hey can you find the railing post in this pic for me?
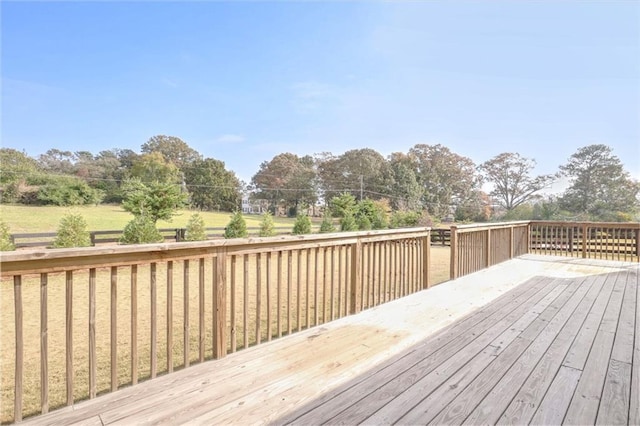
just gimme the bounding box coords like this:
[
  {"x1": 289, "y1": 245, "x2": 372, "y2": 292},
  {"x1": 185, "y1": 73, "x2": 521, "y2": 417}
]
[
  {"x1": 485, "y1": 229, "x2": 491, "y2": 268},
  {"x1": 582, "y1": 223, "x2": 588, "y2": 258},
  {"x1": 213, "y1": 249, "x2": 227, "y2": 358},
  {"x1": 350, "y1": 239, "x2": 362, "y2": 314},
  {"x1": 636, "y1": 224, "x2": 640, "y2": 261},
  {"x1": 509, "y1": 226, "x2": 514, "y2": 258},
  {"x1": 423, "y1": 232, "x2": 431, "y2": 289},
  {"x1": 450, "y1": 226, "x2": 458, "y2": 280},
  {"x1": 14, "y1": 275, "x2": 23, "y2": 423}
]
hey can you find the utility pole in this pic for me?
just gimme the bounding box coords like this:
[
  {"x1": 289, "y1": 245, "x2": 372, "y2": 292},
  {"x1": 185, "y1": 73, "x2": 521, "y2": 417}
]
[{"x1": 360, "y1": 175, "x2": 363, "y2": 201}]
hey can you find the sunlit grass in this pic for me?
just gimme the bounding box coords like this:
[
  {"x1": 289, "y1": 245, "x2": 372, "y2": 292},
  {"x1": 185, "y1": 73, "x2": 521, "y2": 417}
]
[{"x1": 0, "y1": 204, "x2": 298, "y2": 234}]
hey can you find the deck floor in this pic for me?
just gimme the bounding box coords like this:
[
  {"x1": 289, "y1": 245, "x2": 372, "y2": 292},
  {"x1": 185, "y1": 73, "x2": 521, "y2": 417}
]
[{"x1": 22, "y1": 255, "x2": 639, "y2": 425}]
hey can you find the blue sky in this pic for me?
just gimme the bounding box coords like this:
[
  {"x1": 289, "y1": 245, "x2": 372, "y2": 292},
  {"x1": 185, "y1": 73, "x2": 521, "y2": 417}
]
[{"x1": 2, "y1": 1, "x2": 639, "y2": 188}]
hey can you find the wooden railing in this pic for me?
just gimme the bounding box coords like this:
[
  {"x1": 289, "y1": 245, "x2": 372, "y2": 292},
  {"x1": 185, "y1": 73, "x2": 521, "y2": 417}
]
[
  {"x1": 450, "y1": 221, "x2": 531, "y2": 279},
  {"x1": 4, "y1": 220, "x2": 639, "y2": 423},
  {"x1": 529, "y1": 220, "x2": 640, "y2": 261},
  {"x1": 0, "y1": 228, "x2": 431, "y2": 423},
  {"x1": 450, "y1": 220, "x2": 639, "y2": 279}
]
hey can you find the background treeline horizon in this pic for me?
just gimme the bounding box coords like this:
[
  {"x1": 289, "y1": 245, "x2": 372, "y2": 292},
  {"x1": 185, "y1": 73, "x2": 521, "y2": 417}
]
[{"x1": 1, "y1": 135, "x2": 638, "y2": 223}]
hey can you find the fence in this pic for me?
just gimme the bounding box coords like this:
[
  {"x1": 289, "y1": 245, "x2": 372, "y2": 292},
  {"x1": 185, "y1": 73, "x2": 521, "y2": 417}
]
[
  {"x1": 0, "y1": 228, "x2": 431, "y2": 423},
  {"x1": 449, "y1": 220, "x2": 639, "y2": 279},
  {"x1": 529, "y1": 221, "x2": 640, "y2": 261},
  {"x1": 3, "y1": 220, "x2": 639, "y2": 423},
  {"x1": 9, "y1": 227, "x2": 301, "y2": 249},
  {"x1": 449, "y1": 221, "x2": 530, "y2": 279}
]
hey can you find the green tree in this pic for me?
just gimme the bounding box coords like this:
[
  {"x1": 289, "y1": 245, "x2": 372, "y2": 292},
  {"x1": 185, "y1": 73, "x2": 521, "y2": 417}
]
[
  {"x1": 121, "y1": 178, "x2": 188, "y2": 223},
  {"x1": 317, "y1": 148, "x2": 393, "y2": 201},
  {"x1": 406, "y1": 144, "x2": 480, "y2": 218},
  {"x1": 37, "y1": 149, "x2": 76, "y2": 175},
  {"x1": 480, "y1": 153, "x2": 554, "y2": 211},
  {"x1": 454, "y1": 190, "x2": 492, "y2": 222},
  {"x1": 224, "y1": 212, "x2": 248, "y2": 238},
  {"x1": 330, "y1": 192, "x2": 357, "y2": 218},
  {"x1": 258, "y1": 211, "x2": 276, "y2": 237},
  {"x1": 292, "y1": 214, "x2": 312, "y2": 235},
  {"x1": 0, "y1": 148, "x2": 41, "y2": 203},
  {"x1": 130, "y1": 152, "x2": 181, "y2": 184},
  {"x1": 251, "y1": 153, "x2": 317, "y2": 216},
  {"x1": 354, "y1": 199, "x2": 388, "y2": 230},
  {"x1": 52, "y1": 213, "x2": 92, "y2": 248},
  {"x1": 120, "y1": 215, "x2": 164, "y2": 244},
  {"x1": 340, "y1": 212, "x2": 358, "y2": 232},
  {"x1": 141, "y1": 135, "x2": 201, "y2": 170},
  {"x1": 0, "y1": 222, "x2": 15, "y2": 251},
  {"x1": 559, "y1": 144, "x2": 639, "y2": 219},
  {"x1": 319, "y1": 211, "x2": 336, "y2": 233},
  {"x1": 388, "y1": 153, "x2": 424, "y2": 211},
  {"x1": 184, "y1": 158, "x2": 241, "y2": 211},
  {"x1": 184, "y1": 213, "x2": 207, "y2": 241}
]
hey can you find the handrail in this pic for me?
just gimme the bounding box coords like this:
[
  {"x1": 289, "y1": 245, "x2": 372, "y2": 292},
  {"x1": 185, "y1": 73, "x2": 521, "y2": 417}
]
[
  {"x1": 450, "y1": 220, "x2": 639, "y2": 280},
  {"x1": 0, "y1": 227, "x2": 431, "y2": 423}
]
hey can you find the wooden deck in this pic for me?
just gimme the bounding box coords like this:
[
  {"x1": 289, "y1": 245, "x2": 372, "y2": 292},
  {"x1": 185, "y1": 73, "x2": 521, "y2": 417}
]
[{"x1": 20, "y1": 254, "x2": 639, "y2": 425}]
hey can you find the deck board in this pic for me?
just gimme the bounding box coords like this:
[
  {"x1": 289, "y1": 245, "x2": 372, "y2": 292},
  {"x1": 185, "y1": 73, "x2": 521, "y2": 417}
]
[{"x1": 20, "y1": 255, "x2": 638, "y2": 425}]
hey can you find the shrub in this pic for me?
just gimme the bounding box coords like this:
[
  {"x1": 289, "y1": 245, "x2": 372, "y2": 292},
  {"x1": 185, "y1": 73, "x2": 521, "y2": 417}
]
[
  {"x1": 37, "y1": 178, "x2": 104, "y2": 206},
  {"x1": 120, "y1": 215, "x2": 164, "y2": 245},
  {"x1": 292, "y1": 214, "x2": 312, "y2": 235},
  {"x1": 340, "y1": 212, "x2": 358, "y2": 232},
  {"x1": 354, "y1": 199, "x2": 388, "y2": 230},
  {"x1": 224, "y1": 211, "x2": 248, "y2": 238},
  {"x1": 0, "y1": 221, "x2": 15, "y2": 251},
  {"x1": 389, "y1": 210, "x2": 421, "y2": 229},
  {"x1": 371, "y1": 209, "x2": 388, "y2": 230},
  {"x1": 319, "y1": 212, "x2": 336, "y2": 233},
  {"x1": 330, "y1": 193, "x2": 357, "y2": 218},
  {"x1": 259, "y1": 211, "x2": 276, "y2": 237},
  {"x1": 122, "y1": 178, "x2": 188, "y2": 224},
  {"x1": 184, "y1": 213, "x2": 207, "y2": 241},
  {"x1": 357, "y1": 215, "x2": 372, "y2": 231},
  {"x1": 52, "y1": 213, "x2": 92, "y2": 248}
]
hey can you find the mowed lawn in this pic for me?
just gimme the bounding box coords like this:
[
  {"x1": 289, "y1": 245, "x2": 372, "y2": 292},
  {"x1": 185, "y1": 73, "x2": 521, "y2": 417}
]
[{"x1": 0, "y1": 204, "x2": 298, "y2": 234}]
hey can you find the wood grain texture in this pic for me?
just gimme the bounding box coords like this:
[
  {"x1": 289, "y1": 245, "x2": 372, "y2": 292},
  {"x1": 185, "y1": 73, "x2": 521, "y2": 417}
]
[
  {"x1": 40, "y1": 273, "x2": 48, "y2": 414},
  {"x1": 17, "y1": 256, "x2": 637, "y2": 426}
]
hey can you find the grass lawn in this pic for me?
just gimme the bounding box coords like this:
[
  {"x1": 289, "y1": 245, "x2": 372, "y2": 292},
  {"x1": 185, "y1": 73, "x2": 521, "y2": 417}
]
[{"x1": 0, "y1": 204, "x2": 299, "y2": 234}]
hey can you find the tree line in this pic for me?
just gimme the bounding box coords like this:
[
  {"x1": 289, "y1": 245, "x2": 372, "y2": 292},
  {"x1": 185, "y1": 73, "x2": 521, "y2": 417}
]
[{"x1": 1, "y1": 135, "x2": 638, "y2": 222}]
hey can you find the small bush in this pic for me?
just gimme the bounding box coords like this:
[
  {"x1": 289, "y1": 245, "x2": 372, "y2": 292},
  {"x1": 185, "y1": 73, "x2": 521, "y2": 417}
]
[
  {"x1": 259, "y1": 211, "x2": 276, "y2": 237},
  {"x1": 292, "y1": 214, "x2": 312, "y2": 235},
  {"x1": 120, "y1": 215, "x2": 163, "y2": 245},
  {"x1": 371, "y1": 209, "x2": 388, "y2": 230},
  {"x1": 52, "y1": 213, "x2": 91, "y2": 248},
  {"x1": 224, "y1": 211, "x2": 248, "y2": 239},
  {"x1": 357, "y1": 215, "x2": 372, "y2": 231},
  {"x1": 340, "y1": 212, "x2": 358, "y2": 232},
  {"x1": 319, "y1": 212, "x2": 336, "y2": 233},
  {"x1": 185, "y1": 213, "x2": 207, "y2": 241},
  {"x1": 0, "y1": 222, "x2": 15, "y2": 251},
  {"x1": 389, "y1": 210, "x2": 421, "y2": 229}
]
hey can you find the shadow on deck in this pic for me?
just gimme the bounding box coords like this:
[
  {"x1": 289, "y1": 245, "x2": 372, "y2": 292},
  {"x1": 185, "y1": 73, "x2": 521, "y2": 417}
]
[{"x1": 22, "y1": 255, "x2": 639, "y2": 425}]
